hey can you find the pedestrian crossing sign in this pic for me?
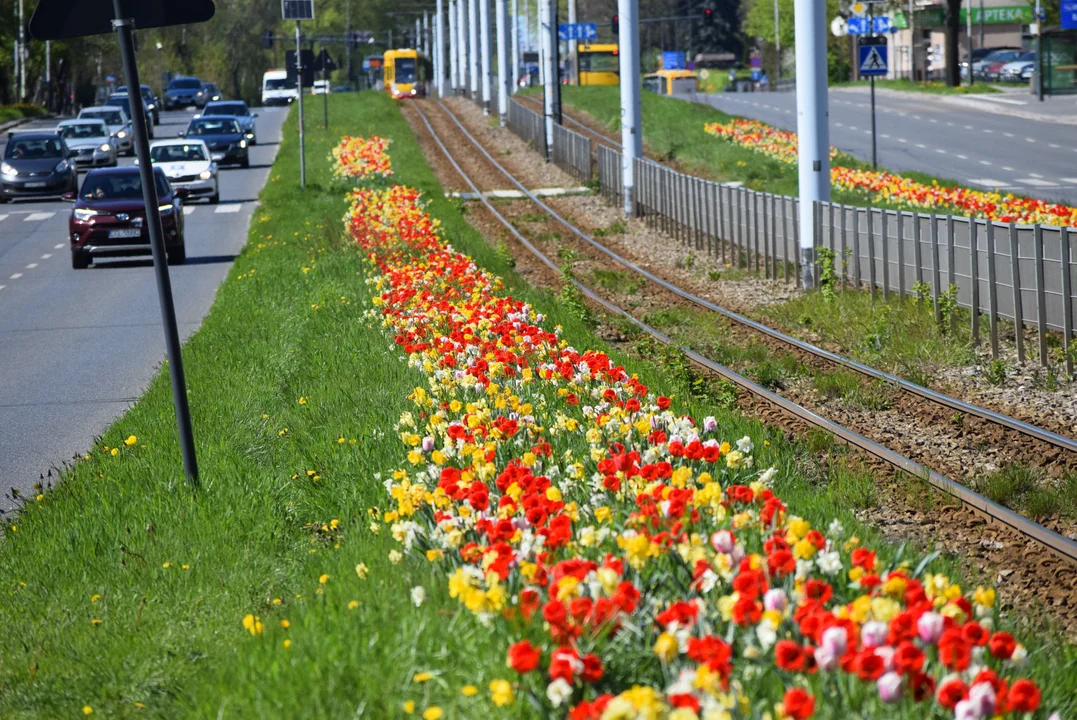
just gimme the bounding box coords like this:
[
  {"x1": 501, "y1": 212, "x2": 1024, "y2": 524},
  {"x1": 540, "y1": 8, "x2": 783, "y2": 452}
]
[{"x1": 858, "y1": 37, "x2": 888, "y2": 77}]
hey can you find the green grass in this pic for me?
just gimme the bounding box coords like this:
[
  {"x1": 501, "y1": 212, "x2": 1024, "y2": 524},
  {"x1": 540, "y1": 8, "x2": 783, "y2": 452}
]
[
  {"x1": 3, "y1": 91, "x2": 1077, "y2": 718},
  {"x1": 0, "y1": 103, "x2": 47, "y2": 125},
  {"x1": 833, "y1": 78, "x2": 1002, "y2": 95},
  {"x1": 976, "y1": 465, "x2": 1077, "y2": 520}
]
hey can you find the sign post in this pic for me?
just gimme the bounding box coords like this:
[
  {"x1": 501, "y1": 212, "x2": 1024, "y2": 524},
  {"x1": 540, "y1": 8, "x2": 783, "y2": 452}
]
[
  {"x1": 858, "y1": 33, "x2": 888, "y2": 169},
  {"x1": 794, "y1": 0, "x2": 830, "y2": 290},
  {"x1": 283, "y1": 0, "x2": 314, "y2": 187}
]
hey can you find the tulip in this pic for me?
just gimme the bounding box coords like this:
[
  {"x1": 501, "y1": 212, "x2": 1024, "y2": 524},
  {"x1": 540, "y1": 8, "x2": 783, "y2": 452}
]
[
  {"x1": 861, "y1": 621, "x2": 887, "y2": 649},
  {"x1": 763, "y1": 588, "x2": 787, "y2": 613},
  {"x1": 710, "y1": 530, "x2": 735, "y2": 554},
  {"x1": 703, "y1": 415, "x2": 717, "y2": 433},
  {"x1": 877, "y1": 672, "x2": 902, "y2": 703},
  {"x1": 821, "y1": 625, "x2": 847, "y2": 656},
  {"x1": 917, "y1": 611, "x2": 945, "y2": 644}
]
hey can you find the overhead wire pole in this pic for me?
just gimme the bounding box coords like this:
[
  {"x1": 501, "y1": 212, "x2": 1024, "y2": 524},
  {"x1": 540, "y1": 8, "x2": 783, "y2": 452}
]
[
  {"x1": 540, "y1": 0, "x2": 554, "y2": 160},
  {"x1": 469, "y1": 0, "x2": 479, "y2": 100},
  {"x1": 480, "y1": 0, "x2": 492, "y2": 113},
  {"x1": 511, "y1": 0, "x2": 520, "y2": 92},
  {"x1": 966, "y1": 0, "x2": 974, "y2": 87},
  {"x1": 449, "y1": 0, "x2": 458, "y2": 92},
  {"x1": 424, "y1": 11, "x2": 430, "y2": 55},
  {"x1": 617, "y1": 0, "x2": 641, "y2": 218},
  {"x1": 496, "y1": 0, "x2": 509, "y2": 124},
  {"x1": 19, "y1": 0, "x2": 27, "y2": 100},
  {"x1": 773, "y1": 0, "x2": 780, "y2": 82},
  {"x1": 568, "y1": 0, "x2": 577, "y2": 84},
  {"x1": 793, "y1": 0, "x2": 829, "y2": 290},
  {"x1": 437, "y1": 0, "x2": 447, "y2": 96},
  {"x1": 457, "y1": 0, "x2": 467, "y2": 95}
]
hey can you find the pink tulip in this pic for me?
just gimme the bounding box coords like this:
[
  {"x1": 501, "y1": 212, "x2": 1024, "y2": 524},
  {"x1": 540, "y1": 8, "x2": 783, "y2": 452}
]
[{"x1": 877, "y1": 672, "x2": 902, "y2": 703}]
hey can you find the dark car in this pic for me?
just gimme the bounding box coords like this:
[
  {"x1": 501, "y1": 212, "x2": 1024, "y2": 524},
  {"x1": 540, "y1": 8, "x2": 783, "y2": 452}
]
[
  {"x1": 67, "y1": 166, "x2": 185, "y2": 268},
  {"x1": 163, "y1": 77, "x2": 203, "y2": 110},
  {"x1": 105, "y1": 93, "x2": 155, "y2": 139},
  {"x1": 201, "y1": 100, "x2": 258, "y2": 144},
  {"x1": 194, "y1": 82, "x2": 222, "y2": 108},
  {"x1": 0, "y1": 131, "x2": 78, "y2": 203},
  {"x1": 180, "y1": 116, "x2": 249, "y2": 167},
  {"x1": 118, "y1": 84, "x2": 161, "y2": 125}
]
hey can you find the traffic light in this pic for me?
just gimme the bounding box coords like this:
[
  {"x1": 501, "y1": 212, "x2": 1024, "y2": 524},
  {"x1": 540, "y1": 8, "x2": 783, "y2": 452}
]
[
  {"x1": 261, "y1": 30, "x2": 273, "y2": 49},
  {"x1": 611, "y1": 14, "x2": 619, "y2": 34},
  {"x1": 702, "y1": 7, "x2": 714, "y2": 25}
]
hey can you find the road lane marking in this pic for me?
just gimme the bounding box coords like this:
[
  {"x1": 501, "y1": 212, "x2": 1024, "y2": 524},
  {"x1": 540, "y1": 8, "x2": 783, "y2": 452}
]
[
  {"x1": 183, "y1": 206, "x2": 197, "y2": 216},
  {"x1": 54, "y1": 243, "x2": 64, "y2": 249},
  {"x1": 980, "y1": 160, "x2": 992, "y2": 165},
  {"x1": 1002, "y1": 166, "x2": 1014, "y2": 171},
  {"x1": 0, "y1": 214, "x2": 8, "y2": 223},
  {"x1": 41, "y1": 253, "x2": 52, "y2": 259},
  {"x1": 25, "y1": 263, "x2": 37, "y2": 269},
  {"x1": 881, "y1": 133, "x2": 891, "y2": 139},
  {"x1": 1026, "y1": 137, "x2": 1036, "y2": 143},
  {"x1": 1050, "y1": 143, "x2": 1061, "y2": 149},
  {"x1": 957, "y1": 154, "x2": 969, "y2": 160},
  {"x1": 0, "y1": 285, "x2": 5, "y2": 291},
  {"x1": 1003, "y1": 132, "x2": 1015, "y2": 137},
  {"x1": 964, "y1": 125, "x2": 974, "y2": 130},
  {"x1": 1017, "y1": 178, "x2": 1060, "y2": 187},
  {"x1": 10, "y1": 273, "x2": 22, "y2": 279},
  {"x1": 215, "y1": 204, "x2": 242, "y2": 214},
  {"x1": 935, "y1": 149, "x2": 947, "y2": 154},
  {"x1": 983, "y1": 129, "x2": 993, "y2": 133},
  {"x1": 968, "y1": 178, "x2": 1009, "y2": 187},
  {"x1": 915, "y1": 143, "x2": 926, "y2": 148},
  {"x1": 23, "y1": 212, "x2": 55, "y2": 222},
  {"x1": 1061, "y1": 178, "x2": 1077, "y2": 184},
  {"x1": 1030, "y1": 173, "x2": 1044, "y2": 178}
]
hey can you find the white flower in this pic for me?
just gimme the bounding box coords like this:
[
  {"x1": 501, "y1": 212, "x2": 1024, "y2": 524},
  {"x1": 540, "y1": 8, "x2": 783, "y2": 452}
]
[
  {"x1": 736, "y1": 435, "x2": 753, "y2": 454},
  {"x1": 411, "y1": 586, "x2": 426, "y2": 607},
  {"x1": 703, "y1": 416, "x2": 717, "y2": 433},
  {"x1": 545, "y1": 678, "x2": 574, "y2": 707},
  {"x1": 758, "y1": 467, "x2": 777, "y2": 485},
  {"x1": 816, "y1": 549, "x2": 843, "y2": 577},
  {"x1": 828, "y1": 519, "x2": 845, "y2": 537}
]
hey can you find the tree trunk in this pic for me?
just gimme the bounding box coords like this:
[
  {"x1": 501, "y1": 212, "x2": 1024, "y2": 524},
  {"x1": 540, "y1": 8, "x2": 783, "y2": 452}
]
[{"x1": 944, "y1": 0, "x2": 961, "y2": 86}]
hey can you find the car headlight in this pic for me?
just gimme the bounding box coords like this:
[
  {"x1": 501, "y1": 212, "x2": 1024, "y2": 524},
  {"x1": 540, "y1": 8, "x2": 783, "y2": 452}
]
[
  {"x1": 199, "y1": 170, "x2": 213, "y2": 180},
  {"x1": 55, "y1": 160, "x2": 70, "y2": 173},
  {"x1": 117, "y1": 130, "x2": 127, "y2": 139},
  {"x1": 245, "y1": 131, "x2": 254, "y2": 137},
  {"x1": 98, "y1": 143, "x2": 112, "y2": 152},
  {"x1": 239, "y1": 139, "x2": 247, "y2": 149},
  {"x1": 158, "y1": 203, "x2": 174, "y2": 216},
  {"x1": 0, "y1": 162, "x2": 16, "y2": 176},
  {"x1": 147, "y1": 103, "x2": 155, "y2": 110},
  {"x1": 74, "y1": 208, "x2": 101, "y2": 221}
]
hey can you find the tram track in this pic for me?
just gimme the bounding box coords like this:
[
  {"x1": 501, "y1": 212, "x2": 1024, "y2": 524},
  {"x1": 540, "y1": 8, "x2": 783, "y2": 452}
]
[{"x1": 405, "y1": 96, "x2": 1077, "y2": 611}]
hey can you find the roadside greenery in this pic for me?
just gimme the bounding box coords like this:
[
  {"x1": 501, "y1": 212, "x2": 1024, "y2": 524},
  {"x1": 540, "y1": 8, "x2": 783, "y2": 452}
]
[
  {"x1": 0, "y1": 103, "x2": 47, "y2": 125},
  {"x1": 833, "y1": 78, "x2": 1002, "y2": 95}
]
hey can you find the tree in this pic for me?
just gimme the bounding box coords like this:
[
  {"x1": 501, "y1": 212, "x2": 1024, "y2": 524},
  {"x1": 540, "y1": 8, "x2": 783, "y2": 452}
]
[{"x1": 944, "y1": 0, "x2": 960, "y2": 86}]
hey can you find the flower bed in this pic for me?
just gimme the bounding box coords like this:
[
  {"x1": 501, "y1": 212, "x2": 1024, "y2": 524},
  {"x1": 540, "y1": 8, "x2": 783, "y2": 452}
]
[
  {"x1": 329, "y1": 135, "x2": 393, "y2": 180},
  {"x1": 704, "y1": 119, "x2": 1077, "y2": 227},
  {"x1": 330, "y1": 141, "x2": 1053, "y2": 718}
]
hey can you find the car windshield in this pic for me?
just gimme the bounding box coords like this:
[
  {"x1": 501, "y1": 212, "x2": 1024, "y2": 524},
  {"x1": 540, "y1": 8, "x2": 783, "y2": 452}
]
[
  {"x1": 579, "y1": 52, "x2": 620, "y2": 73},
  {"x1": 1018, "y1": 51, "x2": 1035, "y2": 61},
  {"x1": 394, "y1": 58, "x2": 417, "y2": 83},
  {"x1": 989, "y1": 51, "x2": 1020, "y2": 63},
  {"x1": 151, "y1": 144, "x2": 208, "y2": 162},
  {"x1": 169, "y1": 79, "x2": 202, "y2": 90},
  {"x1": 208, "y1": 103, "x2": 248, "y2": 116},
  {"x1": 202, "y1": 84, "x2": 218, "y2": 93},
  {"x1": 265, "y1": 77, "x2": 295, "y2": 90},
  {"x1": 83, "y1": 109, "x2": 124, "y2": 126},
  {"x1": 79, "y1": 171, "x2": 169, "y2": 201},
  {"x1": 61, "y1": 124, "x2": 107, "y2": 139},
  {"x1": 106, "y1": 97, "x2": 133, "y2": 116},
  {"x1": 4, "y1": 137, "x2": 65, "y2": 160},
  {"x1": 188, "y1": 119, "x2": 240, "y2": 135}
]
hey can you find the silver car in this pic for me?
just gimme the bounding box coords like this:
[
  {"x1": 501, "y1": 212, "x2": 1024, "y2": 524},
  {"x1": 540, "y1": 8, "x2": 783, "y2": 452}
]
[
  {"x1": 77, "y1": 106, "x2": 133, "y2": 156},
  {"x1": 56, "y1": 119, "x2": 118, "y2": 167}
]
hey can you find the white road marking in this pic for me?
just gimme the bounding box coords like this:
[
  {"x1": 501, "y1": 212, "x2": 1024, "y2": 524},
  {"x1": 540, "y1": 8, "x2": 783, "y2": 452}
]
[
  {"x1": 983, "y1": 129, "x2": 993, "y2": 133},
  {"x1": 25, "y1": 263, "x2": 37, "y2": 269},
  {"x1": 10, "y1": 273, "x2": 22, "y2": 280},
  {"x1": 54, "y1": 243, "x2": 64, "y2": 249},
  {"x1": 0, "y1": 285, "x2": 5, "y2": 291},
  {"x1": 1061, "y1": 178, "x2": 1077, "y2": 184},
  {"x1": 1017, "y1": 178, "x2": 1060, "y2": 187},
  {"x1": 968, "y1": 178, "x2": 1009, "y2": 187},
  {"x1": 1030, "y1": 172, "x2": 1044, "y2": 178},
  {"x1": 848, "y1": 125, "x2": 858, "y2": 130},
  {"x1": 912, "y1": 115, "x2": 921, "y2": 120},
  {"x1": 1003, "y1": 132, "x2": 1015, "y2": 137},
  {"x1": 946, "y1": 122, "x2": 955, "y2": 126},
  {"x1": 1050, "y1": 143, "x2": 1061, "y2": 149},
  {"x1": 214, "y1": 204, "x2": 242, "y2": 214},
  {"x1": 964, "y1": 125, "x2": 974, "y2": 130},
  {"x1": 183, "y1": 206, "x2": 197, "y2": 216},
  {"x1": 935, "y1": 149, "x2": 947, "y2": 154},
  {"x1": 980, "y1": 160, "x2": 992, "y2": 166},
  {"x1": 915, "y1": 143, "x2": 926, "y2": 148},
  {"x1": 0, "y1": 214, "x2": 8, "y2": 223},
  {"x1": 40, "y1": 253, "x2": 52, "y2": 259},
  {"x1": 23, "y1": 212, "x2": 55, "y2": 222},
  {"x1": 835, "y1": 122, "x2": 844, "y2": 127},
  {"x1": 929, "y1": 119, "x2": 938, "y2": 123},
  {"x1": 881, "y1": 133, "x2": 891, "y2": 139},
  {"x1": 957, "y1": 154, "x2": 969, "y2": 160},
  {"x1": 1025, "y1": 137, "x2": 1036, "y2": 143},
  {"x1": 1002, "y1": 166, "x2": 1015, "y2": 171}
]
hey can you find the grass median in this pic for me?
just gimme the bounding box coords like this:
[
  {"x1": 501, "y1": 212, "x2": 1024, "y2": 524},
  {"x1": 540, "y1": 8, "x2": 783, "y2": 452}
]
[{"x1": 1, "y1": 90, "x2": 1075, "y2": 718}]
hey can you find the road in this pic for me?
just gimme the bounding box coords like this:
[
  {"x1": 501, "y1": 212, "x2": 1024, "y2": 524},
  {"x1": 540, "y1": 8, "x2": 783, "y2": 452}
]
[
  {"x1": 693, "y1": 87, "x2": 1077, "y2": 206},
  {"x1": 0, "y1": 105, "x2": 288, "y2": 510}
]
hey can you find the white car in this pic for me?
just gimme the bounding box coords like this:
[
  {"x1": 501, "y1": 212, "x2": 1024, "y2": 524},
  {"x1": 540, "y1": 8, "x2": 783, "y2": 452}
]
[
  {"x1": 311, "y1": 80, "x2": 330, "y2": 95},
  {"x1": 146, "y1": 139, "x2": 219, "y2": 204},
  {"x1": 56, "y1": 119, "x2": 117, "y2": 167},
  {"x1": 78, "y1": 106, "x2": 133, "y2": 156},
  {"x1": 262, "y1": 69, "x2": 297, "y2": 106}
]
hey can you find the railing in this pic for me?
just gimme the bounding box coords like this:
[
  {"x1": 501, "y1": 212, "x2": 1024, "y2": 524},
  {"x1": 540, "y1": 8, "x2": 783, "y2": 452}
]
[
  {"x1": 507, "y1": 98, "x2": 545, "y2": 155},
  {"x1": 594, "y1": 144, "x2": 1076, "y2": 369},
  {"x1": 506, "y1": 99, "x2": 593, "y2": 182}
]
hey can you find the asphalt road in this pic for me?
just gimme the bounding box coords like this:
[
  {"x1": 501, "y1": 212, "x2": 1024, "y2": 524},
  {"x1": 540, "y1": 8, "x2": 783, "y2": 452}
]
[
  {"x1": 694, "y1": 87, "x2": 1077, "y2": 206},
  {"x1": 0, "y1": 105, "x2": 288, "y2": 510}
]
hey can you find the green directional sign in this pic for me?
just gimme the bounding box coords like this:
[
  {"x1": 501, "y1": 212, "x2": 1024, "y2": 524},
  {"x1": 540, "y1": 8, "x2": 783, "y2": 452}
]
[{"x1": 894, "y1": 5, "x2": 1032, "y2": 29}]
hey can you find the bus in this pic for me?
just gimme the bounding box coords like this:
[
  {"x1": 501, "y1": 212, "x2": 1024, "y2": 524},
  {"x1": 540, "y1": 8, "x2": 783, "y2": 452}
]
[
  {"x1": 384, "y1": 49, "x2": 431, "y2": 99},
  {"x1": 643, "y1": 69, "x2": 699, "y2": 96},
  {"x1": 577, "y1": 44, "x2": 620, "y2": 86}
]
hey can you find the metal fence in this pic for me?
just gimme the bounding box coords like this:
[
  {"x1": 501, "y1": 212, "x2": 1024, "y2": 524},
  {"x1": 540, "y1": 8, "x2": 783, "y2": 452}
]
[
  {"x1": 507, "y1": 98, "x2": 545, "y2": 154},
  {"x1": 506, "y1": 99, "x2": 593, "y2": 183},
  {"x1": 595, "y1": 145, "x2": 1076, "y2": 370}
]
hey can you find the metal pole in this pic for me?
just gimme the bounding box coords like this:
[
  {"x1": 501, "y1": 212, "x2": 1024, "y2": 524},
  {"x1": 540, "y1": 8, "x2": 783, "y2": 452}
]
[
  {"x1": 794, "y1": 0, "x2": 829, "y2": 289},
  {"x1": 568, "y1": 0, "x2": 578, "y2": 85},
  {"x1": 870, "y1": 3, "x2": 878, "y2": 166},
  {"x1": 966, "y1": 0, "x2": 974, "y2": 87},
  {"x1": 773, "y1": 0, "x2": 780, "y2": 82},
  {"x1": 458, "y1": 0, "x2": 468, "y2": 96},
  {"x1": 618, "y1": 0, "x2": 641, "y2": 217},
  {"x1": 18, "y1": 0, "x2": 26, "y2": 101},
  {"x1": 469, "y1": 0, "x2": 480, "y2": 100},
  {"x1": 45, "y1": 40, "x2": 51, "y2": 112},
  {"x1": 497, "y1": 0, "x2": 509, "y2": 124},
  {"x1": 425, "y1": 11, "x2": 431, "y2": 56},
  {"x1": 1036, "y1": 0, "x2": 1044, "y2": 101},
  {"x1": 511, "y1": 0, "x2": 520, "y2": 92},
  {"x1": 979, "y1": 0, "x2": 984, "y2": 47},
  {"x1": 541, "y1": 0, "x2": 555, "y2": 159},
  {"x1": 345, "y1": 0, "x2": 351, "y2": 81},
  {"x1": 439, "y1": 0, "x2": 448, "y2": 97},
  {"x1": 110, "y1": 0, "x2": 198, "y2": 487},
  {"x1": 323, "y1": 53, "x2": 329, "y2": 130},
  {"x1": 449, "y1": 0, "x2": 458, "y2": 91},
  {"x1": 296, "y1": 22, "x2": 305, "y2": 189},
  {"x1": 481, "y1": 0, "x2": 492, "y2": 113}
]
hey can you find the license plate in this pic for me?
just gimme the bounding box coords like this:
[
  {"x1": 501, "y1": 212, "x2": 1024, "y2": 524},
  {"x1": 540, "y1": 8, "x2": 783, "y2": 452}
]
[
  {"x1": 211, "y1": 153, "x2": 225, "y2": 160},
  {"x1": 25, "y1": 181, "x2": 47, "y2": 188},
  {"x1": 108, "y1": 228, "x2": 142, "y2": 239}
]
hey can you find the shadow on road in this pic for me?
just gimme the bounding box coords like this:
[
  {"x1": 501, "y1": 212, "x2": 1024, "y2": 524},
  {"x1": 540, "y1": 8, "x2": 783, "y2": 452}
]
[{"x1": 184, "y1": 254, "x2": 238, "y2": 265}]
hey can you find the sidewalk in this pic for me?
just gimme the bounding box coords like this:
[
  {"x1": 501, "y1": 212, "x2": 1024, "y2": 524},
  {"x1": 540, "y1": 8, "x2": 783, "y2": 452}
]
[{"x1": 835, "y1": 84, "x2": 1077, "y2": 126}]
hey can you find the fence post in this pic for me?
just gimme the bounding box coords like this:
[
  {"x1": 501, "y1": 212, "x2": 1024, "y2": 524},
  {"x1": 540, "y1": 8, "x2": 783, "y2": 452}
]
[
  {"x1": 783, "y1": 197, "x2": 791, "y2": 283},
  {"x1": 812, "y1": 201, "x2": 821, "y2": 287},
  {"x1": 987, "y1": 221, "x2": 1000, "y2": 360},
  {"x1": 709, "y1": 182, "x2": 717, "y2": 258},
  {"x1": 947, "y1": 214, "x2": 956, "y2": 335},
  {"x1": 694, "y1": 177, "x2": 703, "y2": 251},
  {"x1": 930, "y1": 214, "x2": 941, "y2": 324},
  {"x1": 1061, "y1": 226, "x2": 1074, "y2": 377},
  {"x1": 970, "y1": 219, "x2": 980, "y2": 345},
  {"x1": 737, "y1": 188, "x2": 745, "y2": 269},
  {"x1": 828, "y1": 202, "x2": 835, "y2": 287},
  {"x1": 840, "y1": 205, "x2": 847, "y2": 289},
  {"x1": 763, "y1": 194, "x2": 771, "y2": 279},
  {"x1": 754, "y1": 192, "x2": 762, "y2": 274},
  {"x1": 896, "y1": 211, "x2": 905, "y2": 298},
  {"x1": 771, "y1": 194, "x2": 779, "y2": 279},
  {"x1": 793, "y1": 199, "x2": 800, "y2": 286},
  {"x1": 1034, "y1": 224, "x2": 1048, "y2": 366},
  {"x1": 1009, "y1": 222, "x2": 1025, "y2": 363},
  {"x1": 853, "y1": 209, "x2": 862, "y2": 288},
  {"x1": 881, "y1": 210, "x2": 890, "y2": 300},
  {"x1": 913, "y1": 212, "x2": 923, "y2": 292},
  {"x1": 867, "y1": 208, "x2": 876, "y2": 298}
]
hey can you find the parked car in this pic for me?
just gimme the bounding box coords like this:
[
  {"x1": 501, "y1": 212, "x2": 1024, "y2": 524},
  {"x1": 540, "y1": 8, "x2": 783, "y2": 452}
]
[
  {"x1": 78, "y1": 106, "x2": 133, "y2": 155},
  {"x1": 146, "y1": 138, "x2": 219, "y2": 203},
  {"x1": 961, "y1": 47, "x2": 1002, "y2": 78},
  {"x1": 67, "y1": 166, "x2": 185, "y2": 268},
  {"x1": 974, "y1": 49, "x2": 1024, "y2": 79},
  {"x1": 200, "y1": 100, "x2": 258, "y2": 144},
  {"x1": 999, "y1": 52, "x2": 1036, "y2": 82},
  {"x1": 0, "y1": 131, "x2": 79, "y2": 203},
  {"x1": 1019, "y1": 62, "x2": 1035, "y2": 81},
  {"x1": 163, "y1": 76, "x2": 203, "y2": 110},
  {"x1": 194, "y1": 82, "x2": 222, "y2": 108},
  {"x1": 118, "y1": 84, "x2": 161, "y2": 125},
  {"x1": 179, "y1": 116, "x2": 249, "y2": 167},
  {"x1": 56, "y1": 119, "x2": 118, "y2": 167},
  {"x1": 105, "y1": 93, "x2": 154, "y2": 139}
]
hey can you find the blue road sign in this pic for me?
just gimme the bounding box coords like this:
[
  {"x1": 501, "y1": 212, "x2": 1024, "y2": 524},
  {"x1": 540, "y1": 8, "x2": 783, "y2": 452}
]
[
  {"x1": 557, "y1": 23, "x2": 597, "y2": 41},
  {"x1": 1063, "y1": 1, "x2": 1077, "y2": 29},
  {"x1": 662, "y1": 51, "x2": 685, "y2": 70},
  {"x1": 847, "y1": 16, "x2": 868, "y2": 34},
  {"x1": 750, "y1": 69, "x2": 762, "y2": 82},
  {"x1": 873, "y1": 16, "x2": 889, "y2": 33},
  {"x1": 858, "y1": 37, "x2": 888, "y2": 76},
  {"x1": 848, "y1": 16, "x2": 889, "y2": 34}
]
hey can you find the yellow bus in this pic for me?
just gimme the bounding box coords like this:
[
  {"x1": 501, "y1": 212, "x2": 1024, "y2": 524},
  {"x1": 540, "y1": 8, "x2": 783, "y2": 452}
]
[
  {"x1": 577, "y1": 44, "x2": 620, "y2": 86},
  {"x1": 643, "y1": 69, "x2": 699, "y2": 96},
  {"x1": 384, "y1": 49, "x2": 431, "y2": 99}
]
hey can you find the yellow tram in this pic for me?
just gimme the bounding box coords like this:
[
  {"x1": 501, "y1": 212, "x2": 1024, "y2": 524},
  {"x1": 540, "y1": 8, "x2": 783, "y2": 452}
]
[
  {"x1": 643, "y1": 69, "x2": 699, "y2": 96},
  {"x1": 577, "y1": 44, "x2": 620, "y2": 86},
  {"x1": 384, "y1": 49, "x2": 432, "y2": 99}
]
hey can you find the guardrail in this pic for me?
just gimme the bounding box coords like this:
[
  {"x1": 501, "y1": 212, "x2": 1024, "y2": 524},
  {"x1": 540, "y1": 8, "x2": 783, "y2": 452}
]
[
  {"x1": 595, "y1": 144, "x2": 1076, "y2": 371},
  {"x1": 506, "y1": 99, "x2": 593, "y2": 182}
]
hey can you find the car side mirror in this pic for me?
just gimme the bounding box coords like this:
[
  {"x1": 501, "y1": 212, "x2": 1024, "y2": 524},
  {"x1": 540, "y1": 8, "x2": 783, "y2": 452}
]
[
  {"x1": 62, "y1": 192, "x2": 75, "y2": 202},
  {"x1": 252, "y1": 112, "x2": 259, "y2": 117},
  {"x1": 176, "y1": 131, "x2": 185, "y2": 137},
  {"x1": 67, "y1": 149, "x2": 79, "y2": 158}
]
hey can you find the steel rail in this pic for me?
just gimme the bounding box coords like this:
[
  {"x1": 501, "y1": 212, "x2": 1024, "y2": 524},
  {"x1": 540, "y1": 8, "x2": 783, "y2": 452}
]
[
  {"x1": 411, "y1": 99, "x2": 1077, "y2": 564},
  {"x1": 462, "y1": 100, "x2": 1077, "y2": 456}
]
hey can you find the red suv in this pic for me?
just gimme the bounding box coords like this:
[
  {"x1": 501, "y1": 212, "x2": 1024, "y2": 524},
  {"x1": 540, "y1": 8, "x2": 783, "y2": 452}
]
[{"x1": 67, "y1": 166, "x2": 185, "y2": 269}]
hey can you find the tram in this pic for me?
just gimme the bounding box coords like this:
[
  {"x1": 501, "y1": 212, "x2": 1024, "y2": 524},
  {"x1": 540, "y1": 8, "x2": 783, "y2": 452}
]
[
  {"x1": 384, "y1": 49, "x2": 431, "y2": 99},
  {"x1": 577, "y1": 44, "x2": 620, "y2": 86}
]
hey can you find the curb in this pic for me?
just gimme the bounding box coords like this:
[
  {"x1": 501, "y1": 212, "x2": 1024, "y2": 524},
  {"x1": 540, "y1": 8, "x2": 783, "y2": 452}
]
[
  {"x1": 0, "y1": 114, "x2": 52, "y2": 135},
  {"x1": 833, "y1": 85, "x2": 1077, "y2": 127}
]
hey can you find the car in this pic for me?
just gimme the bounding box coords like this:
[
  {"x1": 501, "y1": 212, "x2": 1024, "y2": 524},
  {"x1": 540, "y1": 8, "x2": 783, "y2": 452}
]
[
  {"x1": 974, "y1": 49, "x2": 1023, "y2": 79},
  {"x1": 331, "y1": 84, "x2": 354, "y2": 93},
  {"x1": 145, "y1": 138, "x2": 219, "y2": 203},
  {"x1": 961, "y1": 47, "x2": 1003, "y2": 78},
  {"x1": 194, "y1": 82, "x2": 222, "y2": 108},
  {"x1": 67, "y1": 166, "x2": 185, "y2": 268},
  {"x1": 999, "y1": 52, "x2": 1035, "y2": 82},
  {"x1": 179, "y1": 115, "x2": 249, "y2": 167},
  {"x1": 200, "y1": 100, "x2": 258, "y2": 144},
  {"x1": 262, "y1": 69, "x2": 297, "y2": 106},
  {"x1": 1019, "y1": 62, "x2": 1035, "y2": 81},
  {"x1": 118, "y1": 84, "x2": 161, "y2": 125},
  {"x1": 105, "y1": 93, "x2": 155, "y2": 139},
  {"x1": 0, "y1": 131, "x2": 79, "y2": 203},
  {"x1": 79, "y1": 106, "x2": 134, "y2": 155},
  {"x1": 56, "y1": 119, "x2": 118, "y2": 167},
  {"x1": 311, "y1": 80, "x2": 330, "y2": 95},
  {"x1": 163, "y1": 76, "x2": 203, "y2": 110}
]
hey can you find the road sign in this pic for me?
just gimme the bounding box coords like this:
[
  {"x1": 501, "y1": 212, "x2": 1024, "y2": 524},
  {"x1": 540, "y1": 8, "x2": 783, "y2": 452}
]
[
  {"x1": 751, "y1": 68, "x2": 762, "y2": 82},
  {"x1": 662, "y1": 51, "x2": 685, "y2": 70},
  {"x1": 557, "y1": 22, "x2": 596, "y2": 41},
  {"x1": 1064, "y1": 1, "x2": 1077, "y2": 30},
  {"x1": 831, "y1": 16, "x2": 847, "y2": 36},
  {"x1": 750, "y1": 55, "x2": 761, "y2": 68},
  {"x1": 282, "y1": 0, "x2": 313, "y2": 21},
  {"x1": 873, "y1": 16, "x2": 889, "y2": 33},
  {"x1": 847, "y1": 16, "x2": 889, "y2": 34},
  {"x1": 858, "y1": 36, "x2": 888, "y2": 77}
]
